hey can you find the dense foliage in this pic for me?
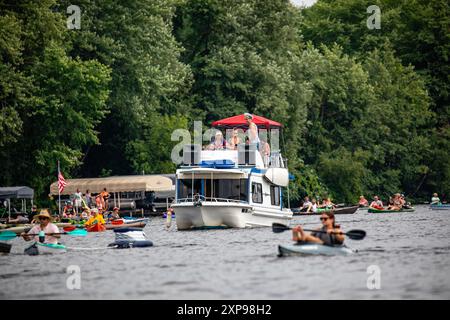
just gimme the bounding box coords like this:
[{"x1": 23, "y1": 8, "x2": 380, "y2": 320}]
[{"x1": 0, "y1": 0, "x2": 448, "y2": 204}]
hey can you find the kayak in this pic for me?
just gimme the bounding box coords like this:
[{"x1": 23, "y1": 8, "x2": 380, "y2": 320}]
[
  {"x1": 368, "y1": 207, "x2": 415, "y2": 213},
  {"x1": 1, "y1": 223, "x2": 72, "y2": 235},
  {"x1": 278, "y1": 243, "x2": 356, "y2": 257},
  {"x1": 86, "y1": 223, "x2": 106, "y2": 232},
  {"x1": 105, "y1": 221, "x2": 147, "y2": 230},
  {"x1": 24, "y1": 242, "x2": 67, "y2": 255},
  {"x1": 293, "y1": 205, "x2": 359, "y2": 216},
  {"x1": 430, "y1": 204, "x2": 450, "y2": 210}
]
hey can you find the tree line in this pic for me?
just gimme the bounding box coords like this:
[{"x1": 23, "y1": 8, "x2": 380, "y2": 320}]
[{"x1": 0, "y1": 0, "x2": 448, "y2": 205}]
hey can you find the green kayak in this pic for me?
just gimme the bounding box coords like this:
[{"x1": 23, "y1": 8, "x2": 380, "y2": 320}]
[
  {"x1": 278, "y1": 243, "x2": 356, "y2": 256},
  {"x1": 368, "y1": 207, "x2": 415, "y2": 213},
  {"x1": 25, "y1": 242, "x2": 67, "y2": 255}
]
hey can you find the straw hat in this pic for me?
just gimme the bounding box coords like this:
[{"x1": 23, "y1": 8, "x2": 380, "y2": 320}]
[{"x1": 33, "y1": 209, "x2": 53, "y2": 221}]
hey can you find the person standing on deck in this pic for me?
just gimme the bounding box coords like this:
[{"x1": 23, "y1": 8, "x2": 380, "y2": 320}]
[
  {"x1": 244, "y1": 113, "x2": 259, "y2": 148},
  {"x1": 73, "y1": 189, "x2": 82, "y2": 215},
  {"x1": 100, "y1": 188, "x2": 110, "y2": 210},
  {"x1": 85, "y1": 190, "x2": 92, "y2": 208}
]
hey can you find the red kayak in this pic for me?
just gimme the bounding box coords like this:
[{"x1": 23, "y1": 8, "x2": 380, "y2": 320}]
[{"x1": 86, "y1": 223, "x2": 106, "y2": 232}]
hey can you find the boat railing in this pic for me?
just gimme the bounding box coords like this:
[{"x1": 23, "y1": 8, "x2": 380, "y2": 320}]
[{"x1": 176, "y1": 196, "x2": 246, "y2": 204}]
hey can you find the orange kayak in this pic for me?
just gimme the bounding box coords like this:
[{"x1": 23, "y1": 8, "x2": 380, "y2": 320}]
[{"x1": 86, "y1": 223, "x2": 106, "y2": 232}]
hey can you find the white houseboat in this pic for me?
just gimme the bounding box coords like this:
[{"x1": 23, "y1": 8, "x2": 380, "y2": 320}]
[{"x1": 172, "y1": 114, "x2": 293, "y2": 230}]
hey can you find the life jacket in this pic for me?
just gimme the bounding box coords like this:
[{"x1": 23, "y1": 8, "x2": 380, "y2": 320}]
[{"x1": 311, "y1": 226, "x2": 342, "y2": 246}]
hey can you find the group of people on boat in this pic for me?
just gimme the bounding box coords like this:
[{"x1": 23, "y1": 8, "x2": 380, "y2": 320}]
[
  {"x1": 358, "y1": 194, "x2": 412, "y2": 210},
  {"x1": 298, "y1": 196, "x2": 336, "y2": 213},
  {"x1": 204, "y1": 113, "x2": 271, "y2": 165},
  {"x1": 66, "y1": 188, "x2": 111, "y2": 215}
]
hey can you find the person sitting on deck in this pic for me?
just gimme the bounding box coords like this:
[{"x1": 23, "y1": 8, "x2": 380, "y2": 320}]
[
  {"x1": 431, "y1": 193, "x2": 441, "y2": 205},
  {"x1": 369, "y1": 196, "x2": 383, "y2": 209},
  {"x1": 108, "y1": 207, "x2": 121, "y2": 221},
  {"x1": 21, "y1": 210, "x2": 60, "y2": 244},
  {"x1": 292, "y1": 212, "x2": 345, "y2": 246},
  {"x1": 207, "y1": 131, "x2": 229, "y2": 150},
  {"x1": 359, "y1": 196, "x2": 369, "y2": 207},
  {"x1": 228, "y1": 128, "x2": 242, "y2": 150},
  {"x1": 100, "y1": 188, "x2": 110, "y2": 210},
  {"x1": 85, "y1": 208, "x2": 105, "y2": 227}
]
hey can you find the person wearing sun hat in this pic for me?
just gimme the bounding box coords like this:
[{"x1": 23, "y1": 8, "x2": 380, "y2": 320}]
[
  {"x1": 21, "y1": 209, "x2": 60, "y2": 244},
  {"x1": 108, "y1": 207, "x2": 121, "y2": 221}
]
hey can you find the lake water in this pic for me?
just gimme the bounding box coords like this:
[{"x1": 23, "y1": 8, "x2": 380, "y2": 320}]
[{"x1": 1, "y1": 205, "x2": 449, "y2": 299}]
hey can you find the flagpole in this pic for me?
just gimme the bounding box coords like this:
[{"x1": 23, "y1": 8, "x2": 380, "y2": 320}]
[{"x1": 58, "y1": 160, "x2": 61, "y2": 217}]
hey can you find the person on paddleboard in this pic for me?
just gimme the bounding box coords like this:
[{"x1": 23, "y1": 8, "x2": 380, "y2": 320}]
[
  {"x1": 291, "y1": 212, "x2": 345, "y2": 246},
  {"x1": 21, "y1": 210, "x2": 60, "y2": 244}
]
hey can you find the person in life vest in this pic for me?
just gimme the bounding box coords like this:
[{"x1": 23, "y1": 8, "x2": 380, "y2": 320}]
[
  {"x1": 85, "y1": 208, "x2": 105, "y2": 227},
  {"x1": 369, "y1": 196, "x2": 384, "y2": 209},
  {"x1": 292, "y1": 212, "x2": 345, "y2": 246}
]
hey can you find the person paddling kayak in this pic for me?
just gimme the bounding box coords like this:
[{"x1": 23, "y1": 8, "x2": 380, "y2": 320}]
[
  {"x1": 85, "y1": 208, "x2": 105, "y2": 227},
  {"x1": 21, "y1": 209, "x2": 60, "y2": 244},
  {"x1": 291, "y1": 212, "x2": 344, "y2": 246}
]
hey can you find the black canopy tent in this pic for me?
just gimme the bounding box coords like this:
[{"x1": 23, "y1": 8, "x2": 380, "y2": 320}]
[{"x1": 0, "y1": 186, "x2": 34, "y2": 220}]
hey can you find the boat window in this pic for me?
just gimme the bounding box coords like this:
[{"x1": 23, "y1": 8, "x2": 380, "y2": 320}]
[
  {"x1": 270, "y1": 185, "x2": 280, "y2": 206},
  {"x1": 252, "y1": 183, "x2": 263, "y2": 203},
  {"x1": 204, "y1": 179, "x2": 248, "y2": 202},
  {"x1": 178, "y1": 179, "x2": 202, "y2": 199}
]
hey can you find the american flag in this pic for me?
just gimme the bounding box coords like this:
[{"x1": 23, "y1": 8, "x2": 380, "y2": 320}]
[{"x1": 58, "y1": 172, "x2": 67, "y2": 193}]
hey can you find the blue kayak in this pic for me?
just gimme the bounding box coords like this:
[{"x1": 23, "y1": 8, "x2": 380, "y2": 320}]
[
  {"x1": 430, "y1": 204, "x2": 450, "y2": 210},
  {"x1": 278, "y1": 243, "x2": 356, "y2": 256}
]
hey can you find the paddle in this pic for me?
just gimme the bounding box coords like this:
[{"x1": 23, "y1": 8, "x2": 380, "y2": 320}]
[
  {"x1": 272, "y1": 223, "x2": 366, "y2": 240},
  {"x1": 0, "y1": 229, "x2": 88, "y2": 241}
]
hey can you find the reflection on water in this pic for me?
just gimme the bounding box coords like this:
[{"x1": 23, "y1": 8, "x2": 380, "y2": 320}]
[{"x1": 1, "y1": 205, "x2": 450, "y2": 299}]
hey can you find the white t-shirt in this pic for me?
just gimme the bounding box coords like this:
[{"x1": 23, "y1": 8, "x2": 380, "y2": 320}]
[{"x1": 27, "y1": 223, "x2": 60, "y2": 244}]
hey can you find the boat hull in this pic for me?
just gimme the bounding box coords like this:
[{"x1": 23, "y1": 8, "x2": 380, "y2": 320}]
[
  {"x1": 278, "y1": 243, "x2": 355, "y2": 256},
  {"x1": 430, "y1": 205, "x2": 450, "y2": 210},
  {"x1": 293, "y1": 206, "x2": 359, "y2": 216},
  {"x1": 368, "y1": 207, "x2": 415, "y2": 213},
  {"x1": 172, "y1": 202, "x2": 292, "y2": 230}
]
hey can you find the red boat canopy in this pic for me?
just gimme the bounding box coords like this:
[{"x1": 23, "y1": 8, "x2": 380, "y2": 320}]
[{"x1": 211, "y1": 114, "x2": 282, "y2": 129}]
